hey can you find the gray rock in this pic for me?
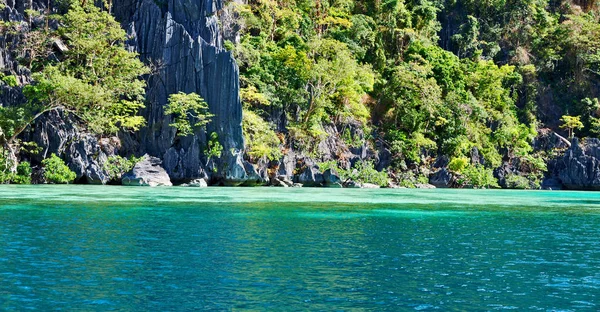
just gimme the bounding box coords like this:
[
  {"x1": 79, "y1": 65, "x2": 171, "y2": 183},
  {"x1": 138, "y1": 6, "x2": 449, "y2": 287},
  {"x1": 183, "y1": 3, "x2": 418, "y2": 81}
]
[
  {"x1": 470, "y1": 147, "x2": 485, "y2": 165},
  {"x1": 271, "y1": 178, "x2": 289, "y2": 187},
  {"x1": 122, "y1": 155, "x2": 173, "y2": 187},
  {"x1": 295, "y1": 166, "x2": 325, "y2": 187},
  {"x1": 433, "y1": 155, "x2": 450, "y2": 169},
  {"x1": 557, "y1": 138, "x2": 600, "y2": 190},
  {"x1": 533, "y1": 128, "x2": 570, "y2": 152},
  {"x1": 415, "y1": 183, "x2": 436, "y2": 189},
  {"x1": 323, "y1": 169, "x2": 342, "y2": 186},
  {"x1": 25, "y1": 111, "x2": 114, "y2": 184},
  {"x1": 430, "y1": 168, "x2": 454, "y2": 188},
  {"x1": 183, "y1": 179, "x2": 208, "y2": 187},
  {"x1": 376, "y1": 147, "x2": 393, "y2": 171},
  {"x1": 66, "y1": 135, "x2": 110, "y2": 185},
  {"x1": 275, "y1": 175, "x2": 294, "y2": 187},
  {"x1": 362, "y1": 183, "x2": 381, "y2": 189},
  {"x1": 541, "y1": 177, "x2": 562, "y2": 190},
  {"x1": 277, "y1": 151, "x2": 297, "y2": 179},
  {"x1": 241, "y1": 161, "x2": 269, "y2": 186},
  {"x1": 113, "y1": 0, "x2": 248, "y2": 184},
  {"x1": 344, "y1": 181, "x2": 362, "y2": 188}
]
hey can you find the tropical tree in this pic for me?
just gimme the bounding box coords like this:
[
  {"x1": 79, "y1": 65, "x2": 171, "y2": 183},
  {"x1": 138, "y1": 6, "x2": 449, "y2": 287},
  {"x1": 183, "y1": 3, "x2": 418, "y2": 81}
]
[
  {"x1": 0, "y1": 4, "x2": 149, "y2": 149},
  {"x1": 560, "y1": 115, "x2": 584, "y2": 138}
]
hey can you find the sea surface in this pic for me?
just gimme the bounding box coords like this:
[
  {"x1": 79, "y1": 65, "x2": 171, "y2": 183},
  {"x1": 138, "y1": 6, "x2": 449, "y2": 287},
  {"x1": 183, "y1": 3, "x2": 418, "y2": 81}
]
[{"x1": 1, "y1": 186, "x2": 599, "y2": 311}]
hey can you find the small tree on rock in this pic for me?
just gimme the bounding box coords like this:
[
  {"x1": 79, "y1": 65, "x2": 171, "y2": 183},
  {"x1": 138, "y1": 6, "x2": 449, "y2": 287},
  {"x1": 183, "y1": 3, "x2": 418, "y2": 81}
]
[{"x1": 560, "y1": 115, "x2": 584, "y2": 139}]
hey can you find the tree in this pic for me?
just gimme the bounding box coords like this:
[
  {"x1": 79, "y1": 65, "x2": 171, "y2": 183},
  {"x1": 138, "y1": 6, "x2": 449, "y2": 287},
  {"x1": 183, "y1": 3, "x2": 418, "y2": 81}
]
[
  {"x1": 1, "y1": 4, "x2": 149, "y2": 148},
  {"x1": 165, "y1": 92, "x2": 213, "y2": 136},
  {"x1": 560, "y1": 115, "x2": 584, "y2": 138},
  {"x1": 302, "y1": 38, "x2": 374, "y2": 126}
]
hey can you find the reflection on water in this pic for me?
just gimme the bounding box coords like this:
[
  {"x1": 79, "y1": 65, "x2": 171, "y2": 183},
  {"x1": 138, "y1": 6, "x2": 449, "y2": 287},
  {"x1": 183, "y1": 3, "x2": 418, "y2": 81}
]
[{"x1": 1, "y1": 186, "x2": 600, "y2": 310}]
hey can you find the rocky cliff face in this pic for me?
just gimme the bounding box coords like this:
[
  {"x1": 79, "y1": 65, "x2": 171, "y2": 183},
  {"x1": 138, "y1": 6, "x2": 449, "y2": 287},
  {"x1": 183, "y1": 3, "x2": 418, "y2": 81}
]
[
  {"x1": 555, "y1": 138, "x2": 600, "y2": 190},
  {"x1": 113, "y1": 0, "x2": 248, "y2": 184},
  {"x1": 1, "y1": 0, "x2": 251, "y2": 185}
]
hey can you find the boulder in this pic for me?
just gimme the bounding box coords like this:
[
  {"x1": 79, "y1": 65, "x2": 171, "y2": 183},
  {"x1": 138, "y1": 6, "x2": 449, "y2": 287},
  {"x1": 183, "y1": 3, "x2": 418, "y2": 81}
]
[
  {"x1": 362, "y1": 183, "x2": 381, "y2": 189},
  {"x1": 323, "y1": 168, "x2": 342, "y2": 186},
  {"x1": 344, "y1": 181, "x2": 362, "y2": 188},
  {"x1": 271, "y1": 178, "x2": 289, "y2": 187},
  {"x1": 122, "y1": 155, "x2": 173, "y2": 187},
  {"x1": 429, "y1": 168, "x2": 453, "y2": 188},
  {"x1": 295, "y1": 166, "x2": 325, "y2": 187},
  {"x1": 181, "y1": 179, "x2": 208, "y2": 187},
  {"x1": 415, "y1": 183, "x2": 436, "y2": 189}
]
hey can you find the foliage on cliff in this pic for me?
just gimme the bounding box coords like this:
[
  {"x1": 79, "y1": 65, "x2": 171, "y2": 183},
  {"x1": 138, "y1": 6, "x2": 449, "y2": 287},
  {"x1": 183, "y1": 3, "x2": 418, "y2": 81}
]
[
  {"x1": 2, "y1": 0, "x2": 600, "y2": 187},
  {"x1": 0, "y1": 3, "x2": 148, "y2": 147},
  {"x1": 0, "y1": 2, "x2": 148, "y2": 182},
  {"x1": 228, "y1": 0, "x2": 600, "y2": 187}
]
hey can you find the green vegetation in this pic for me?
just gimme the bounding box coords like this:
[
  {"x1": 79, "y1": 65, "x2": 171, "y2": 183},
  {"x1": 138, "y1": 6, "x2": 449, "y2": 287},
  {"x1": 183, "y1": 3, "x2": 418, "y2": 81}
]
[
  {"x1": 505, "y1": 174, "x2": 532, "y2": 190},
  {"x1": 448, "y1": 157, "x2": 469, "y2": 174},
  {"x1": 205, "y1": 132, "x2": 224, "y2": 165},
  {"x1": 42, "y1": 153, "x2": 76, "y2": 184},
  {"x1": 319, "y1": 160, "x2": 388, "y2": 187},
  {"x1": 460, "y1": 165, "x2": 499, "y2": 189},
  {"x1": 1, "y1": 74, "x2": 18, "y2": 87},
  {"x1": 3, "y1": 0, "x2": 600, "y2": 187},
  {"x1": 226, "y1": 0, "x2": 600, "y2": 188},
  {"x1": 560, "y1": 115, "x2": 584, "y2": 139},
  {"x1": 1, "y1": 2, "x2": 147, "y2": 156},
  {"x1": 228, "y1": 0, "x2": 544, "y2": 185},
  {"x1": 104, "y1": 155, "x2": 142, "y2": 182},
  {"x1": 165, "y1": 92, "x2": 213, "y2": 136},
  {"x1": 243, "y1": 109, "x2": 282, "y2": 161},
  {"x1": 0, "y1": 2, "x2": 149, "y2": 184}
]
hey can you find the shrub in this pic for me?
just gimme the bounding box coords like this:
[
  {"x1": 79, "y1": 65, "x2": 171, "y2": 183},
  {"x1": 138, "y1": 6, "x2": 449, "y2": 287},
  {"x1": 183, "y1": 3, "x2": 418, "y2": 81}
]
[
  {"x1": 42, "y1": 154, "x2": 76, "y2": 184},
  {"x1": 205, "y1": 132, "x2": 224, "y2": 160},
  {"x1": 505, "y1": 174, "x2": 530, "y2": 189},
  {"x1": 13, "y1": 161, "x2": 32, "y2": 184},
  {"x1": 317, "y1": 160, "x2": 388, "y2": 187},
  {"x1": 448, "y1": 157, "x2": 469, "y2": 173},
  {"x1": 165, "y1": 92, "x2": 213, "y2": 136},
  {"x1": 461, "y1": 164, "x2": 499, "y2": 188},
  {"x1": 1, "y1": 74, "x2": 18, "y2": 87},
  {"x1": 104, "y1": 155, "x2": 141, "y2": 182},
  {"x1": 242, "y1": 109, "x2": 282, "y2": 161},
  {"x1": 347, "y1": 161, "x2": 389, "y2": 187}
]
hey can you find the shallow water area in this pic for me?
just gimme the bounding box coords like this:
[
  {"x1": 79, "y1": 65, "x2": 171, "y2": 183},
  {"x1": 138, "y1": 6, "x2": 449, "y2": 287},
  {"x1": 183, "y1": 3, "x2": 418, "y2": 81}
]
[{"x1": 1, "y1": 186, "x2": 600, "y2": 310}]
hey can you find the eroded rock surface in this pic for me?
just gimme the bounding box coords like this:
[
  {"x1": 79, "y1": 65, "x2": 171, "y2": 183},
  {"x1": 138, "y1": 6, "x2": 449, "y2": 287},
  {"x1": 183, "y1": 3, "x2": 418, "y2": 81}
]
[
  {"x1": 558, "y1": 138, "x2": 600, "y2": 190},
  {"x1": 122, "y1": 155, "x2": 173, "y2": 187},
  {"x1": 113, "y1": 0, "x2": 248, "y2": 185}
]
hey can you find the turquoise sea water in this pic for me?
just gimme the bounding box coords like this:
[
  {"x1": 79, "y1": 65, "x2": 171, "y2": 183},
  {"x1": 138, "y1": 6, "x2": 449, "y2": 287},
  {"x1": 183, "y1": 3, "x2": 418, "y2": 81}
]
[{"x1": 1, "y1": 186, "x2": 599, "y2": 311}]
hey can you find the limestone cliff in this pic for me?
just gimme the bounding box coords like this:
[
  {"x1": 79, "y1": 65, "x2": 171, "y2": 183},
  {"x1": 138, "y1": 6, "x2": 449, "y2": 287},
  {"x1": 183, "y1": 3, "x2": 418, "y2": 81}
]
[
  {"x1": 1, "y1": 0, "x2": 252, "y2": 185},
  {"x1": 113, "y1": 0, "x2": 248, "y2": 184}
]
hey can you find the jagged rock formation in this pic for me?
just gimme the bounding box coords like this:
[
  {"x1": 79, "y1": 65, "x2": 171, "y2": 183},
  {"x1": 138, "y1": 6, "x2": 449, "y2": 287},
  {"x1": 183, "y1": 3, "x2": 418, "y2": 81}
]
[
  {"x1": 1, "y1": 0, "x2": 253, "y2": 185},
  {"x1": 112, "y1": 0, "x2": 249, "y2": 185},
  {"x1": 556, "y1": 138, "x2": 600, "y2": 190},
  {"x1": 122, "y1": 154, "x2": 173, "y2": 186}
]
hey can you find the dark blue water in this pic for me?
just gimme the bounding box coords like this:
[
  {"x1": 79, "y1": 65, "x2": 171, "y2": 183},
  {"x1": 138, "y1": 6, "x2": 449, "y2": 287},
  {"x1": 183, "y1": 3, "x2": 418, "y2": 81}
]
[{"x1": 1, "y1": 186, "x2": 599, "y2": 310}]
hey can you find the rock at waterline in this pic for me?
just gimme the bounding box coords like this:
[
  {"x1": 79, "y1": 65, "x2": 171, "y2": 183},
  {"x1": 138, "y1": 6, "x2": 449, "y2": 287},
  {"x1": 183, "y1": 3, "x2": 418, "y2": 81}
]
[
  {"x1": 122, "y1": 155, "x2": 173, "y2": 187},
  {"x1": 180, "y1": 179, "x2": 208, "y2": 187}
]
